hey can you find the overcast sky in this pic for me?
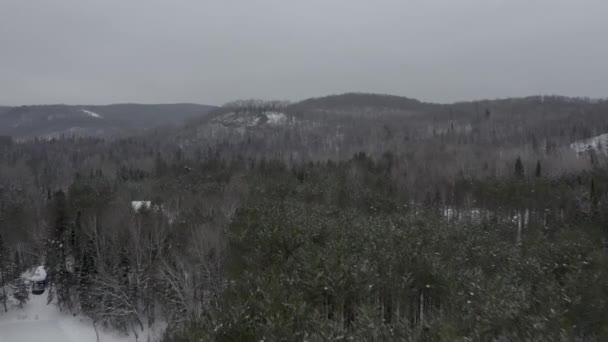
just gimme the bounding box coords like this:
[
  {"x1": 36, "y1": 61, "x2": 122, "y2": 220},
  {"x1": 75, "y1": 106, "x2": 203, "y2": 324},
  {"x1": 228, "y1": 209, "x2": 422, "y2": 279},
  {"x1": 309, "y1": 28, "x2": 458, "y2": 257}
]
[{"x1": 1, "y1": 0, "x2": 607, "y2": 105}]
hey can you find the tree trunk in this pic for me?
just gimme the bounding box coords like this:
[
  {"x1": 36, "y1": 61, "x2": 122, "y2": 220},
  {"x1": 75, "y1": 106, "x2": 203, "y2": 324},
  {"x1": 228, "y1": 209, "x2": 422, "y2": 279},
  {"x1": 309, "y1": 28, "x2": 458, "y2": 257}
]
[
  {"x1": 1, "y1": 270, "x2": 7, "y2": 313},
  {"x1": 419, "y1": 291, "x2": 424, "y2": 327},
  {"x1": 93, "y1": 320, "x2": 100, "y2": 342},
  {"x1": 516, "y1": 210, "x2": 523, "y2": 245},
  {"x1": 131, "y1": 321, "x2": 140, "y2": 341}
]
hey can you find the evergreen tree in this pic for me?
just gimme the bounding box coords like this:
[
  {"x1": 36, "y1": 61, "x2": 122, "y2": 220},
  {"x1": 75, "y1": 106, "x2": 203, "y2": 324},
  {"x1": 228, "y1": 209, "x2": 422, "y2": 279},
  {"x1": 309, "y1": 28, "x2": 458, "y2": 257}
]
[
  {"x1": 119, "y1": 247, "x2": 130, "y2": 288},
  {"x1": 11, "y1": 278, "x2": 29, "y2": 308},
  {"x1": 591, "y1": 179, "x2": 599, "y2": 215},
  {"x1": 154, "y1": 152, "x2": 167, "y2": 177},
  {"x1": 0, "y1": 233, "x2": 8, "y2": 312},
  {"x1": 13, "y1": 250, "x2": 22, "y2": 279},
  {"x1": 71, "y1": 211, "x2": 82, "y2": 273},
  {"x1": 78, "y1": 238, "x2": 97, "y2": 314},
  {"x1": 515, "y1": 157, "x2": 525, "y2": 179},
  {"x1": 45, "y1": 190, "x2": 72, "y2": 309},
  {"x1": 535, "y1": 160, "x2": 542, "y2": 178}
]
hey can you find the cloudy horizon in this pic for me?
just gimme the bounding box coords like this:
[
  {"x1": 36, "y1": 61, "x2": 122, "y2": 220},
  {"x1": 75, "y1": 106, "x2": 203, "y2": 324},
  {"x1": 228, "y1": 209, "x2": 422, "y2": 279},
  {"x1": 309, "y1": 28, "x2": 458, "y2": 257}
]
[{"x1": 1, "y1": 0, "x2": 607, "y2": 106}]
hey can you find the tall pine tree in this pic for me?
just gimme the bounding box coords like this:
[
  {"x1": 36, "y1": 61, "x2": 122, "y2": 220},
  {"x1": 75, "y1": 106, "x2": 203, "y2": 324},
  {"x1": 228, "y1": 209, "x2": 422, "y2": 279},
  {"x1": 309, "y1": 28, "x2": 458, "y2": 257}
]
[
  {"x1": 78, "y1": 238, "x2": 97, "y2": 314},
  {"x1": 515, "y1": 157, "x2": 525, "y2": 179},
  {"x1": 45, "y1": 190, "x2": 73, "y2": 309},
  {"x1": 591, "y1": 179, "x2": 599, "y2": 216},
  {"x1": 0, "y1": 233, "x2": 8, "y2": 312},
  {"x1": 11, "y1": 277, "x2": 29, "y2": 308}
]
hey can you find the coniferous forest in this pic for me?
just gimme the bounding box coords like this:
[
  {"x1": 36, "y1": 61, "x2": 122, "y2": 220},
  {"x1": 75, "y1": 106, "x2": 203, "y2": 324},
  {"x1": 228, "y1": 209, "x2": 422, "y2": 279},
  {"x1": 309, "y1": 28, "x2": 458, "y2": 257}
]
[{"x1": 1, "y1": 95, "x2": 608, "y2": 341}]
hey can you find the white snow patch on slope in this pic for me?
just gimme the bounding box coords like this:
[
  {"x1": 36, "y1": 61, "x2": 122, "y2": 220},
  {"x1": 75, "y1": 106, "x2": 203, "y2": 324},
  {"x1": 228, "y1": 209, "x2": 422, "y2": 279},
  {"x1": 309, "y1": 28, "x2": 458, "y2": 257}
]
[
  {"x1": 570, "y1": 133, "x2": 608, "y2": 155},
  {"x1": 213, "y1": 111, "x2": 293, "y2": 127},
  {"x1": 81, "y1": 109, "x2": 103, "y2": 119},
  {"x1": 265, "y1": 111, "x2": 288, "y2": 125}
]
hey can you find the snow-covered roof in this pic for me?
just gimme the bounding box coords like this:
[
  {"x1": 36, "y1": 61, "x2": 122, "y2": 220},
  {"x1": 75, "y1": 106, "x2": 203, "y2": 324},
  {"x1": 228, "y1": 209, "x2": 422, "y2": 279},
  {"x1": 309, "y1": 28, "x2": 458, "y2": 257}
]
[
  {"x1": 131, "y1": 201, "x2": 152, "y2": 212},
  {"x1": 30, "y1": 266, "x2": 47, "y2": 282}
]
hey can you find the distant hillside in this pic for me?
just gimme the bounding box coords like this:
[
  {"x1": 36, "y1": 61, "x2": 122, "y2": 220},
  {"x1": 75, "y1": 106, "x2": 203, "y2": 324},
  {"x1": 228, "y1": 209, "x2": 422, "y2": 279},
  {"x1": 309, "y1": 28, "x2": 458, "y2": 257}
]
[
  {"x1": 0, "y1": 106, "x2": 12, "y2": 116},
  {"x1": 0, "y1": 103, "x2": 216, "y2": 139},
  {"x1": 291, "y1": 92, "x2": 433, "y2": 111},
  {"x1": 167, "y1": 93, "x2": 608, "y2": 181}
]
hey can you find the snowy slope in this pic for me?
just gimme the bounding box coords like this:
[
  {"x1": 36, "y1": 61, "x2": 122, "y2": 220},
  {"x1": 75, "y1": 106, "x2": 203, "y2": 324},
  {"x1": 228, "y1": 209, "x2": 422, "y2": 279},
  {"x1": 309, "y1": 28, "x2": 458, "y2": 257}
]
[
  {"x1": 0, "y1": 287, "x2": 158, "y2": 342},
  {"x1": 570, "y1": 133, "x2": 608, "y2": 155},
  {"x1": 211, "y1": 110, "x2": 294, "y2": 127},
  {"x1": 265, "y1": 111, "x2": 288, "y2": 125},
  {"x1": 81, "y1": 109, "x2": 103, "y2": 118}
]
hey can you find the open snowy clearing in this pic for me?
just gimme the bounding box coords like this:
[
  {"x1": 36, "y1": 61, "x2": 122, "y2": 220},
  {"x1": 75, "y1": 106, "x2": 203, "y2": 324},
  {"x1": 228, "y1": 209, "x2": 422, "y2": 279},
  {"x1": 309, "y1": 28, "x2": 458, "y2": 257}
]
[
  {"x1": 0, "y1": 319, "x2": 76, "y2": 342},
  {"x1": 0, "y1": 289, "x2": 154, "y2": 342}
]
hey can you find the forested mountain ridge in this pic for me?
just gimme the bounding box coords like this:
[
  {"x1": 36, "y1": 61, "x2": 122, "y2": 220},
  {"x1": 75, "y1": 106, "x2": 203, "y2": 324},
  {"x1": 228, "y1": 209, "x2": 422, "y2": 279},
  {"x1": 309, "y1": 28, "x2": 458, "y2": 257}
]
[
  {"x1": 0, "y1": 103, "x2": 216, "y2": 139},
  {"x1": 164, "y1": 93, "x2": 608, "y2": 199},
  {"x1": 2, "y1": 93, "x2": 607, "y2": 199},
  {"x1": 174, "y1": 93, "x2": 608, "y2": 148}
]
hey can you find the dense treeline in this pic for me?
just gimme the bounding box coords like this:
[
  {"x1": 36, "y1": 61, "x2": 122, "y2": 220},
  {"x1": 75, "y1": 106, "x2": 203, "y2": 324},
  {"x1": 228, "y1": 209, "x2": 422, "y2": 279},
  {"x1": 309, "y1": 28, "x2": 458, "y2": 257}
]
[
  {"x1": 166, "y1": 154, "x2": 608, "y2": 341},
  {"x1": 1, "y1": 139, "x2": 607, "y2": 340},
  {"x1": 1, "y1": 95, "x2": 608, "y2": 340}
]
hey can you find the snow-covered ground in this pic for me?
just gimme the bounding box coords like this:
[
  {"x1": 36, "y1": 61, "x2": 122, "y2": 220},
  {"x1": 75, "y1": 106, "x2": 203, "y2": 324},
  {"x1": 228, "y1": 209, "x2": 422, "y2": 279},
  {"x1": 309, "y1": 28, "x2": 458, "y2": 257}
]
[{"x1": 0, "y1": 285, "x2": 157, "y2": 342}]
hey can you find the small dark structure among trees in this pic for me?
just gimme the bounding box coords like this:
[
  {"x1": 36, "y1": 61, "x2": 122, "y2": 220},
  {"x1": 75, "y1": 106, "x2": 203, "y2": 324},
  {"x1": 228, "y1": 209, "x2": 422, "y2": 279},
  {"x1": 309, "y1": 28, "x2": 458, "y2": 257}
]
[{"x1": 30, "y1": 266, "x2": 47, "y2": 295}]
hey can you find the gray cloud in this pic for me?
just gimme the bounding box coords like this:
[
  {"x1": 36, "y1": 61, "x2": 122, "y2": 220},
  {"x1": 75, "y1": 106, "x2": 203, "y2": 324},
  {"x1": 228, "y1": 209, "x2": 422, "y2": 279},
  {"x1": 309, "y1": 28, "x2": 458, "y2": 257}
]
[{"x1": 1, "y1": 0, "x2": 607, "y2": 105}]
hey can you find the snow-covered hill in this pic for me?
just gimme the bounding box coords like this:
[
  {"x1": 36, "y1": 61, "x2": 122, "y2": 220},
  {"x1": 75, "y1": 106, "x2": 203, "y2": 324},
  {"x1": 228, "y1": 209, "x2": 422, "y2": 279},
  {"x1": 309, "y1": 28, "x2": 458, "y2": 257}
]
[{"x1": 0, "y1": 103, "x2": 216, "y2": 139}]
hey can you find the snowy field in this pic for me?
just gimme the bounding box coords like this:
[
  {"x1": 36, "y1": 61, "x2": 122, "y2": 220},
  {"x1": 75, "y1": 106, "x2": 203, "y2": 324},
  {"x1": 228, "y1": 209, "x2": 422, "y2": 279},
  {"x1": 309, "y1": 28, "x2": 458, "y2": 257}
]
[{"x1": 0, "y1": 290, "x2": 155, "y2": 342}]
